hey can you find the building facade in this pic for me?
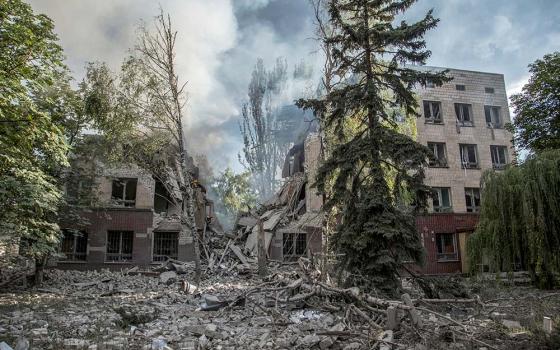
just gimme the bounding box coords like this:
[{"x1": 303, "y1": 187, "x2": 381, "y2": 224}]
[
  {"x1": 413, "y1": 67, "x2": 514, "y2": 274},
  {"x1": 57, "y1": 164, "x2": 215, "y2": 269}
]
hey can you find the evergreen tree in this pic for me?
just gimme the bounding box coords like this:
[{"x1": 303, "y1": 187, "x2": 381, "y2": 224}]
[{"x1": 297, "y1": 0, "x2": 449, "y2": 291}]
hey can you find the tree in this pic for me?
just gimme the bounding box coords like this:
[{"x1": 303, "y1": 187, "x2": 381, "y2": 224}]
[
  {"x1": 212, "y1": 168, "x2": 257, "y2": 229},
  {"x1": 239, "y1": 58, "x2": 288, "y2": 201},
  {"x1": 510, "y1": 52, "x2": 560, "y2": 153},
  {"x1": 83, "y1": 11, "x2": 204, "y2": 284},
  {"x1": 297, "y1": 0, "x2": 449, "y2": 292},
  {"x1": 0, "y1": 0, "x2": 72, "y2": 284},
  {"x1": 468, "y1": 150, "x2": 560, "y2": 288}
]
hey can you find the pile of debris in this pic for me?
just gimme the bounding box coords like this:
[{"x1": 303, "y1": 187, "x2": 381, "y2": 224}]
[{"x1": 1, "y1": 257, "x2": 558, "y2": 350}]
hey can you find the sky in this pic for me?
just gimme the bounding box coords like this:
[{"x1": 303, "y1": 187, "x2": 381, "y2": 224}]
[{"x1": 28, "y1": 0, "x2": 560, "y2": 173}]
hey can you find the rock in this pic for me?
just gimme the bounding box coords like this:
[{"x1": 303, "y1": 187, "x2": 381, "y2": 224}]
[
  {"x1": 199, "y1": 335, "x2": 209, "y2": 350},
  {"x1": 501, "y1": 319, "x2": 522, "y2": 329},
  {"x1": 300, "y1": 334, "x2": 320, "y2": 347},
  {"x1": 63, "y1": 338, "x2": 89, "y2": 349},
  {"x1": 343, "y1": 343, "x2": 361, "y2": 350},
  {"x1": 159, "y1": 271, "x2": 177, "y2": 284}
]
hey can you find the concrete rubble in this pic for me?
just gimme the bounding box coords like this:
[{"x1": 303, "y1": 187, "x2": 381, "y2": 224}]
[{"x1": 1, "y1": 258, "x2": 559, "y2": 350}]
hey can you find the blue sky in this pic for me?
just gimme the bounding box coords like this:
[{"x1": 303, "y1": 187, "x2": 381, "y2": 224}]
[{"x1": 29, "y1": 0, "x2": 560, "y2": 172}]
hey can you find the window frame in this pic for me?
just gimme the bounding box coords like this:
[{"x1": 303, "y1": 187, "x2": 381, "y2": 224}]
[
  {"x1": 459, "y1": 144, "x2": 479, "y2": 169},
  {"x1": 423, "y1": 100, "x2": 443, "y2": 124},
  {"x1": 485, "y1": 87, "x2": 495, "y2": 94},
  {"x1": 454, "y1": 103, "x2": 474, "y2": 126},
  {"x1": 455, "y1": 84, "x2": 466, "y2": 91},
  {"x1": 432, "y1": 187, "x2": 452, "y2": 213},
  {"x1": 465, "y1": 187, "x2": 481, "y2": 213},
  {"x1": 152, "y1": 232, "x2": 179, "y2": 262},
  {"x1": 490, "y1": 145, "x2": 508, "y2": 169},
  {"x1": 106, "y1": 230, "x2": 134, "y2": 262},
  {"x1": 60, "y1": 230, "x2": 88, "y2": 261},
  {"x1": 111, "y1": 178, "x2": 137, "y2": 207},
  {"x1": 427, "y1": 142, "x2": 448, "y2": 167},
  {"x1": 282, "y1": 232, "x2": 308, "y2": 260},
  {"x1": 484, "y1": 105, "x2": 502, "y2": 128},
  {"x1": 436, "y1": 233, "x2": 458, "y2": 262}
]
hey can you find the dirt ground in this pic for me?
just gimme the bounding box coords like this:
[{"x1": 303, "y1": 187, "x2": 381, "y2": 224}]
[{"x1": 0, "y1": 264, "x2": 559, "y2": 350}]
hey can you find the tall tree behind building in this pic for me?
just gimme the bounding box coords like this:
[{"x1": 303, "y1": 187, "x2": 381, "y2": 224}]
[
  {"x1": 297, "y1": 0, "x2": 449, "y2": 292},
  {"x1": 239, "y1": 58, "x2": 288, "y2": 201}
]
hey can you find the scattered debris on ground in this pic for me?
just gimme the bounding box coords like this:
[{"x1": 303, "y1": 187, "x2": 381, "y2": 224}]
[{"x1": 1, "y1": 258, "x2": 559, "y2": 350}]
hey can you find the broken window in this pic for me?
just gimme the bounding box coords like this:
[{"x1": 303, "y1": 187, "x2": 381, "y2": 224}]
[
  {"x1": 454, "y1": 103, "x2": 473, "y2": 126},
  {"x1": 111, "y1": 178, "x2": 137, "y2": 207},
  {"x1": 465, "y1": 188, "x2": 481, "y2": 213},
  {"x1": 432, "y1": 187, "x2": 452, "y2": 213},
  {"x1": 484, "y1": 105, "x2": 502, "y2": 128},
  {"x1": 283, "y1": 232, "x2": 307, "y2": 260},
  {"x1": 490, "y1": 145, "x2": 508, "y2": 169},
  {"x1": 153, "y1": 232, "x2": 178, "y2": 262},
  {"x1": 427, "y1": 142, "x2": 447, "y2": 167},
  {"x1": 455, "y1": 84, "x2": 465, "y2": 91},
  {"x1": 106, "y1": 231, "x2": 133, "y2": 262},
  {"x1": 423, "y1": 100, "x2": 442, "y2": 124},
  {"x1": 485, "y1": 87, "x2": 495, "y2": 94},
  {"x1": 459, "y1": 144, "x2": 478, "y2": 169},
  {"x1": 154, "y1": 180, "x2": 171, "y2": 213},
  {"x1": 436, "y1": 233, "x2": 458, "y2": 261},
  {"x1": 60, "y1": 230, "x2": 88, "y2": 261}
]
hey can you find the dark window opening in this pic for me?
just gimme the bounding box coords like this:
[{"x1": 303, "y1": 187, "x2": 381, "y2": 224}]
[
  {"x1": 460, "y1": 144, "x2": 478, "y2": 169},
  {"x1": 426, "y1": 79, "x2": 435, "y2": 88},
  {"x1": 283, "y1": 232, "x2": 307, "y2": 260},
  {"x1": 432, "y1": 187, "x2": 452, "y2": 213},
  {"x1": 436, "y1": 233, "x2": 458, "y2": 261},
  {"x1": 484, "y1": 105, "x2": 502, "y2": 128},
  {"x1": 454, "y1": 103, "x2": 473, "y2": 126},
  {"x1": 111, "y1": 178, "x2": 137, "y2": 207},
  {"x1": 465, "y1": 188, "x2": 481, "y2": 213},
  {"x1": 153, "y1": 232, "x2": 178, "y2": 262},
  {"x1": 490, "y1": 145, "x2": 508, "y2": 169},
  {"x1": 154, "y1": 180, "x2": 171, "y2": 213},
  {"x1": 106, "y1": 231, "x2": 133, "y2": 261},
  {"x1": 455, "y1": 84, "x2": 466, "y2": 91},
  {"x1": 427, "y1": 142, "x2": 447, "y2": 167},
  {"x1": 60, "y1": 230, "x2": 88, "y2": 261},
  {"x1": 423, "y1": 100, "x2": 443, "y2": 124},
  {"x1": 485, "y1": 87, "x2": 495, "y2": 94}
]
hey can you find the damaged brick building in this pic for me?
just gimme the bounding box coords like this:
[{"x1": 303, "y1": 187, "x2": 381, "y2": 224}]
[{"x1": 57, "y1": 156, "x2": 217, "y2": 269}]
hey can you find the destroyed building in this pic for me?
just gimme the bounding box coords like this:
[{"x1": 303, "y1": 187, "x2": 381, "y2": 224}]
[
  {"x1": 412, "y1": 67, "x2": 515, "y2": 274},
  {"x1": 235, "y1": 132, "x2": 324, "y2": 262},
  {"x1": 56, "y1": 154, "x2": 217, "y2": 268}
]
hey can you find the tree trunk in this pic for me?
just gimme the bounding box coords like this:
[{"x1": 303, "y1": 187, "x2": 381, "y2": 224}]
[{"x1": 34, "y1": 256, "x2": 46, "y2": 286}]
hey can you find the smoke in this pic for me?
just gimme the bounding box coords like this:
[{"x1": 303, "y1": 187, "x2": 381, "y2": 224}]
[{"x1": 28, "y1": 0, "x2": 320, "y2": 173}]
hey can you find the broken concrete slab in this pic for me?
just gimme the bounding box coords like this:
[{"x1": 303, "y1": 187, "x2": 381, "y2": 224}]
[{"x1": 159, "y1": 271, "x2": 177, "y2": 284}]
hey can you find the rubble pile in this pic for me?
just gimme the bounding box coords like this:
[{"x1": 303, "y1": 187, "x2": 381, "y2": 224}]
[{"x1": 1, "y1": 259, "x2": 559, "y2": 349}]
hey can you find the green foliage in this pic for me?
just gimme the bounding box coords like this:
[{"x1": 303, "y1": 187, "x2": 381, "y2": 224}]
[
  {"x1": 510, "y1": 52, "x2": 560, "y2": 153},
  {"x1": 0, "y1": 0, "x2": 70, "y2": 259},
  {"x1": 297, "y1": 0, "x2": 449, "y2": 292},
  {"x1": 468, "y1": 150, "x2": 560, "y2": 288},
  {"x1": 212, "y1": 168, "x2": 257, "y2": 228}
]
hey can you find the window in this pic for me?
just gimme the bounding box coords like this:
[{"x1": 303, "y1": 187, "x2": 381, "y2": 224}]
[
  {"x1": 490, "y1": 145, "x2": 508, "y2": 169},
  {"x1": 111, "y1": 178, "x2": 137, "y2": 207},
  {"x1": 432, "y1": 187, "x2": 452, "y2": 213},
  {"x1": 106, "y1": 231, "x2": 133, "y2": 261},
  {"x1": 427, "y1": 142, "x2": 447, "y2": 167},
  {"x1": 153, "y1": 232, "x2": 178, "y2": 262},
  {"x1": 455, "y1": 84, "x2": 466, "y2": 91},
  {"x1": 426, "y1": 79, "x2": 435, "y2": 88},
  {"x1": 484, "y1": 106, "x2": 502, "y2": 128},
  {"x1": 283, "y1": 232, "x2": 307, "y2": 260},
  {"x1": 465, "y1": 188, "x2": 481, "y2": 213},
  {"x1": 154, "y1": 180, "x2": 171, "y2": 214},
  {"x1": 485, "y1": 87, "x2": 495, "y2": 94},
  {"x1": 454, "y1": 103, "x2": 473, "y2": 126},
  {"x1": 436, "y1": 233, "x2": 458, "y2": 261},
  {"x1": 65, "y1": 177, "x2": 93, "y2": 205},
  {"x1": 60, "y1": 230, "x2": 88, "y2": 261},
  {"x1": 459, "y1": 144, "x2": 478, "y2": 169},
  {"x1": 423, "y1": 100, "x2": 443, "y2": 124}
]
